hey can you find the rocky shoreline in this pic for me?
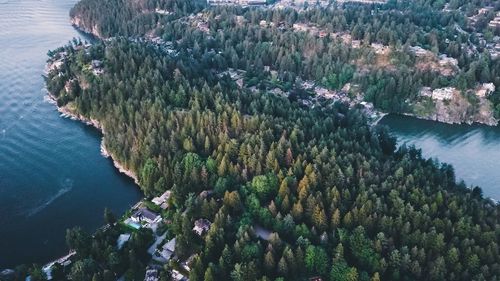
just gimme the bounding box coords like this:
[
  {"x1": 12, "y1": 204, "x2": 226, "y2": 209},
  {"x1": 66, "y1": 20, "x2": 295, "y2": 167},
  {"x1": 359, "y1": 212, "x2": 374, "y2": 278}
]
[
  {"x1": 68, "y1": 14, "x2": 500, "y2": 129},
  {"x1": 46, "y1": 91, "x2": 140, "y2": 184},
  {"x1": 70, "y1": 15, "x2": 103, "y2": 39},
  {"x1": 403, "y1": 112, "x2": 498, "y2": 127}
]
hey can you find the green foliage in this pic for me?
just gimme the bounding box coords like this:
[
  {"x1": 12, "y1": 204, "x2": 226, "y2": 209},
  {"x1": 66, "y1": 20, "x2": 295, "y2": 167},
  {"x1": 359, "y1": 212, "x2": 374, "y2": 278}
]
[
  {"x1": 69, "y1": 259, "x2": 98, "y2": 281},
  {"x1": 348, "y1": 227, "x2": 380, "y2": 273},
  {"x1": 251, "y1": 174, "x2": 278, "y2": 202},
  {"x1": 40, "y1": 1, "x2": 500, "y2": 280},
  {"x1": 305, "y1": 245, "x2": 329, "y2": 276},
  {"x1": 140, "y1": 158, "x2": 160, "y2": 196}
]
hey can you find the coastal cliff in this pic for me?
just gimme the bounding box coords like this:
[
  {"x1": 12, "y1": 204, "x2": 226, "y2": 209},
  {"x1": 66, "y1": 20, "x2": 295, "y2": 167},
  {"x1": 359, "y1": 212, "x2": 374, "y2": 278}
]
[
  {"x1": 409, "y1": 88, "x2": 499, "y2": 126},
  {"x1": 46, "y1": 90, "x2": 140, "y2": 184},
  {"x1": 45, "y1": 54, "x2": 139, "y2": 184},
  {"x1": 70, "y1": 15, "x2": 103, "y2": 39}
]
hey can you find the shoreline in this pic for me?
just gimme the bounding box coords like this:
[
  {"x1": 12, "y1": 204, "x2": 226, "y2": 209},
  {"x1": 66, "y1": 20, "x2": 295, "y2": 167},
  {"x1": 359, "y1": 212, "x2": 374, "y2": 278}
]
[
  {"x1": 370, "y1": 112, "x2": 388, "y2": 126},
  {"x1": 400, "y1": 112, "x2": 499, "y2": 127},
  {"x1": 45, "y1": 91, "x2": 140, "y2": 184},
  {"x1": 68, "y1": 18, "x2": 499, "y2": 129}
]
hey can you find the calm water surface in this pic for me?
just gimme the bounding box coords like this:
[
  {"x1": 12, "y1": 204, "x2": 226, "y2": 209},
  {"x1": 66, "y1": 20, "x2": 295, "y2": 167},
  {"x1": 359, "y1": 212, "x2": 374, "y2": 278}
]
[
  {"x1": 0, "y1": 0, "x2": 141, "y2": 268},
  {"x1": 380, "y1": 114, "x2": 500, "y2": 201}
]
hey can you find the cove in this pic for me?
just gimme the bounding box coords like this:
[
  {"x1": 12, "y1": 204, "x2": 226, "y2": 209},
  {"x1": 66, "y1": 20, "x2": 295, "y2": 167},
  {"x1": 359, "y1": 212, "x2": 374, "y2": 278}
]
[
  {"x1": 0, "y1": 0, "x2": 141, "y2": 268},
  {"x1": 379, "y1": 114, "x2": 500, "y2": 201}
]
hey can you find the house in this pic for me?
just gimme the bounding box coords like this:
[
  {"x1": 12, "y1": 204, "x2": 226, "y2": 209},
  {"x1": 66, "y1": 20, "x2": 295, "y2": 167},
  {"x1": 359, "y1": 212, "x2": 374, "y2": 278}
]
[
  {"x1": 360, "y1": 101, "x2": 374, "y2": 110},
  {"x1": 351, "y1": 40, "x2": 361, "y2": 49},
  {"x1": 92, "y1": 68, "x2": 104, "y2": 75},
  {"x1": 116, "y1": 233, "x2": 131, "y2": 250},
  {"x1": 269, "y1": 87, "x2": 286, "y2": 97},
  {"x1": 314, "y1": 87, "x2": 335, "y2": 99},
  {"x1": 193, "y1": 219, "x2": 211, "y2": 236},
  {"x1": 293, "y1": 23, "x2": 309, "y2": 32},
  {"x1": 217, "y1": 68, "x2": 245, "y2": 81},
  {"x1": 409, "y1": 46, "x2": 430, "y2": 57},
  {"x1": 144, "y1": 268, "x2": 159, "y2": 281},
  {"x1": 432, "y1": 87, "x2": 456, "y2": 101},
  {"x1": 438, "y1": 54, "x2": 458, "y2": 67},
  {"x1": 155, "y1": 8, "x2": 170, "y2": 15},
  {"x1": 171, "y1": 270, "x2": 188, "y2": 281},
  {"x1": 476, "y1": 83, "x2": 496, "y2": 98},
  {"x1": 419, "y1": 87, "x2": 433, "y2": 98},
  {"x1": 301, "y1": 81, "x2": 315, "y2": 90},
  {"x1": 489, "y1": 12, "x2": 500, "y2": 28},
  {"x1": 301, "y1": 99, "x2": 313, "y2": 107},
  {"x1": 91, "y1": 60, "x2": 102, "y2": 68},
  {"x1": 236, "y1": 78, "x2": 244, "y2": 88},
  {"x1": 199, "y1": 190, "x2": 214, "y2": 199},
  {"x1": 49, "y1": 60, "x2": 64, "y2": 71},
  {"x1": 484, "y1": 83, "x2": 496, "y2": 94},
  {"x1": 181, "y1": 254, "x2": 197, "y2": 272},
  {"x1": 159, "y1": 238, "x2": 176, "y2": 261},
  {"x1": 152, "y1": 190, "x2": 171, "y2": 209},
  {"x1": 90, "y1": 60, "x2": 104, "y2": 75},
  {"x1": 197, "y1": 22, "x2": 210, "y2": 33},
  {"x1": 131, "y1": 208, "x2": 161, "y2": 224}
]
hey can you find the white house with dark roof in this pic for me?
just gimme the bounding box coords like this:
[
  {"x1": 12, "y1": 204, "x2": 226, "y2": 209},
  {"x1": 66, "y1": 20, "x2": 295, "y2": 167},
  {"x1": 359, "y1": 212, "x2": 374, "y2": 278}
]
[{"x1": 131, "y1": 208, "x2": 161, "y2": 224}]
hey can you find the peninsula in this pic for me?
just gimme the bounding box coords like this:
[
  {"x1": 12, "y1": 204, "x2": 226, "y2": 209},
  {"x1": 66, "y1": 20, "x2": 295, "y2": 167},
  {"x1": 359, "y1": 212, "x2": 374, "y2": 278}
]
[{"x1": 4, "y1": 0, "x2": 500, "y2": 280}]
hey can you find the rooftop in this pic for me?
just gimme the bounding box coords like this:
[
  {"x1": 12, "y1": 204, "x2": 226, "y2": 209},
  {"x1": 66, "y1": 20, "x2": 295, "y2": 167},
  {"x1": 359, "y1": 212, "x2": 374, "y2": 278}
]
[
  {"x1": 132, "y1": 208, "x2": 160, "y2": 221},
  {"x1": 117, "y1": 233, "x2": 131, "y2": 250},
  {"x1": 144, "y1": 268, "x2": 159, "y2": 281}
]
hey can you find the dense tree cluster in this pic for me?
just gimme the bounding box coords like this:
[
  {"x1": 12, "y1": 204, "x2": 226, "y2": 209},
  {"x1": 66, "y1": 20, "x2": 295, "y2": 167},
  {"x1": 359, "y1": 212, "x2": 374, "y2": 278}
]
[
  {"x1": 70, "y1": 0, "x2": 206, "y2": 37},
  {"x1": 42, "y1": 33, "x2": 500, "y2": 280},
  {"x1": 32, "y1": 0, "x2": 500, "y2": 280},
  {"x1": 70, "y1": 0, "x2": 500, "y2": 115}
]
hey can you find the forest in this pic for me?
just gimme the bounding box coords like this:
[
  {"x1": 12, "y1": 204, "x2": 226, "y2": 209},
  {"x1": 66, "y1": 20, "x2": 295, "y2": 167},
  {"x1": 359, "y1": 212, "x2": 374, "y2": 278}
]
[
  {"x1": 68, "y1": 0, "x2": 500, "y2": 116},
  {"x1": 13, "y1": 0, "x2": 500, "y2": 280}
]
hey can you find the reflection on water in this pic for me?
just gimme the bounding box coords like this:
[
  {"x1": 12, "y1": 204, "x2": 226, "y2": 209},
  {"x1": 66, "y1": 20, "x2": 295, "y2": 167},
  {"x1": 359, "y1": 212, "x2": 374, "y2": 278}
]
[
  {"x1": 380, "y1": 114, "x2": 500, "y2": 200},
  {"x1": 0, "y1": 0, "x2": 141, "y2": 268}
]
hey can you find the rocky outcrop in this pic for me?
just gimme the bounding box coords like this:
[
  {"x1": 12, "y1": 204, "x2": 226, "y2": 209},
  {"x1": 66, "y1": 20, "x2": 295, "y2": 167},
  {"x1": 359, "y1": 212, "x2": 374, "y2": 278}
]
[
  {"x1": 70, "y1": 15, "x2": 103, "y2": 39},
  {"x1": 410, "y1": 94, "x2": 498, "y2": 126}
]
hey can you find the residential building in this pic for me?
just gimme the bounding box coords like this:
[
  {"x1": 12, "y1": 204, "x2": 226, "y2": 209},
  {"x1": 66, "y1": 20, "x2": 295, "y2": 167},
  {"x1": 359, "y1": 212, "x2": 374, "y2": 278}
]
[
  {"x1": 419, "y1": 87, "x2": 433, "y2": 98},
  {"x1": 193, "y1": 218, "x2": 211, "y2": 236},
  {"x1": 158, "y1": 238, "x2": 176, "y2": 261},
  {"x1": 91, "y1": 60, "x2": 102, "y2": 68},
  {"x1": 476, "y1": 83, "x2": 496, "y2": 98},
  {"x1": 199, "y1": 190, "x2": 214, "y2": 199},
  {"x1": 152, "y1": 190, "x2": 171, "y2": 209},
  {"x1": 116, "y1": 233, "x2": 131, "y2": 250},
  {"x1": 432, "y1": 87, "x2": 456, "y2": 101},
  {"x1": 489, "y1": 12, "x2": 500, "y2": 28},
  {"x1": 171, "y1": 270, "x2": 188, "y2": 281},
  {"x1": 182, "y1": 254, "x2": 197, "y2": 272},
  {"x1": 131, "y1": 208, "x2": 161, "y2": 224},
  {"x1": 144, "y1": 268, "x2": 159, "y2": 281}
]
